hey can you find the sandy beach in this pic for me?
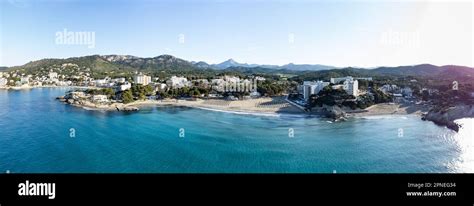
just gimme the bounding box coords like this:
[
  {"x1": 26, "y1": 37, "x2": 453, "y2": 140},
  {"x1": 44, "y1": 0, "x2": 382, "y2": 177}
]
[
  {"x1": 125, "y1": 98, "x2": 430, "y2": 117},
  {"x1": 60, "y1": 92, "x2": 431, "y2": 117},
  {"x1": 347, "y1": 103, "x2": 430, "y2": 117},
  {"x1": 127, "y1": 96, "x2": 303, "y2": 115}
]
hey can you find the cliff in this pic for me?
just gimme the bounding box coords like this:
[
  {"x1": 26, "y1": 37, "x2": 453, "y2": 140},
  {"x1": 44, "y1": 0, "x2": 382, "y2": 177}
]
[
  {"x1": 310, "y1": 105, "x2": 347, "y2": 120},
  {"x1": 422, "y1": 104, "x2": 474, "y2": 132}
]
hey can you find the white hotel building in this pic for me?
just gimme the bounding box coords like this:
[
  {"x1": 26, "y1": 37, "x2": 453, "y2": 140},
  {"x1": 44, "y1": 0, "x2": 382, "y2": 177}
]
[
  {"x1": 330, "y1": 76, "x2": 361, "y2": 97},
  {"x1": 303, "y1": 80, "x2": 330, "y2": 101},
  {"x1": 302, "y1": 77, "x2": 361, "y2": 101},
  {"x1": 133, "y1": 73, "x2": 152, "y2": 85},
  {"x1": 0, "y1": 77, "x2": 7, "y2": 86},
  {"x1": 343, "y1": 79, "x2": 359, "y2": 97},
  {"x1": 166, "y1": 76, "x2": 189, "y2": 88}
]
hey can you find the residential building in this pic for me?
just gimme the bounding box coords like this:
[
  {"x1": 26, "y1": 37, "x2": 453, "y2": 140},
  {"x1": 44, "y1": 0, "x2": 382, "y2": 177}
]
[
  {"x1": 0, "y1": 78, "x2": 7, "y2": 86},
  {"x1": 166, "y1": 76, "x2": 188, "y2": 88},
  {"x1": 154, "y1": 83, "x2": 167, "y2": 92},
  {"x1": 92, "y1": 95, "x2": 108, "y2": 103},
  {"x1": 95, "y1": 77, "x2": 111, "y2": 87},
  {"x1": 343, "y1": 80, "x2": 359, "y2": 97},
  {"x1": 380, "y1": 84, "x2": 398, "y2": 94},
  {"x1": 134, "y1": 73, "x2": 152, "y2": 85},
  {"x1": 49, "y1": 72, "x2": 58, "y2": 80},
  {"x1": 20, "y1": 77, "x2": 29, "y2": 85},
  {"x1": 118, "y1": 82, "x2": 131, "y2": 91},
  {"x1": 302, "y1": 80, "x2": 330, "y2": 100}
]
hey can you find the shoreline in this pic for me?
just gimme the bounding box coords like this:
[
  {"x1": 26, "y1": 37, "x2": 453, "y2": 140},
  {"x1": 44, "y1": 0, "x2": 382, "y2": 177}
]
[
  {"x1": 0, "y1": 85, "x2": 99, "y2": 90},
  {"x1": 94, "y1": 98, "x2": 430, "y2": 118},
  {"x1": 127, "y1": 97, "x2": 304, "y2": 115},
  {"x1": 35, "y1": 86, "x2": 470, "y2": 131},
  {"x1": 62, "y1": 96, "x2": 472, "y2": 132},
  {"x1": 346, "y1": 103, "x2": 429, "y2": 118},
  {"x1": 5, "y1": 86, "x2": 431, "y2": 118}
]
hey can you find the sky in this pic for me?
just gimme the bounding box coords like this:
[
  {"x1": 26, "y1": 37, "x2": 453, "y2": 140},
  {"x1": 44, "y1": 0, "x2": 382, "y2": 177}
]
[{"x1": 0, "y1": 0, "x2": 472, "y2": 67}]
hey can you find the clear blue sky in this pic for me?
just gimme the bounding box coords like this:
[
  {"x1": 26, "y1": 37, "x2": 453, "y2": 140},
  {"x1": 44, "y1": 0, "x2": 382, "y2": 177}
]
[{"x1": 1, "y1": 0, "x2": 472, "y2": 67}]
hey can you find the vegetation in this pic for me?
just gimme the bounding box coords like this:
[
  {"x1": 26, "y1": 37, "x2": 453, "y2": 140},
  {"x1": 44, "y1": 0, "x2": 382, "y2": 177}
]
[
  {"x1": 4, "y1": 54, "x2": 473, "y2": 112},
  {"x1": 307, "y1": 85, "x2": 393, "y2": 110},
  {"x1": 371, "y1": 87, "x2": 392, "y2": 103},
  {"x1": 85, "y1": 88, "x2": 115, "y2": 98},
  {"x1": 131, "y1": 84, "x2": 154, "y2": 100},
  {"x1": 309, "y1": 86, "x2": 354, "y2": 107},
  {"x1": 257, "y1": 80, "x2": 290, "y2": 96},
  {"x1": 121, "y1": 90, "x2": 134, "y2": 104}
]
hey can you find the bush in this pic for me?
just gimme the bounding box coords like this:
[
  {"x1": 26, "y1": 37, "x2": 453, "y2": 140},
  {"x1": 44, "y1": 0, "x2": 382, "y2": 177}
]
[{"x1": 121, "y1": 90, "x2": 134, "y2": 104}]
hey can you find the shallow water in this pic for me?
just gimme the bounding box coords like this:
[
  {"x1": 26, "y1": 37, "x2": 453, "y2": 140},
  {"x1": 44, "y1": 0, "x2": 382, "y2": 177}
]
[{"x1": 0, "y1": 88, "x2": 472, "y2": 173}]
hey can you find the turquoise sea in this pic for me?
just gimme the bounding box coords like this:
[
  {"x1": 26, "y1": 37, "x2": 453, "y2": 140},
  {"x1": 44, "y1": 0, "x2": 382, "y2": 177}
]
[{"x1": 0, "y1": 88, "x2": 472, "y2": 173}]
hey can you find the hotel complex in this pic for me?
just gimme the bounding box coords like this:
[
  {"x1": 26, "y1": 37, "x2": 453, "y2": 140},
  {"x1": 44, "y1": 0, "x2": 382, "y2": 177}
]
[
  {"x1": 301, "y1": 76, "x2": 367, "y2": 101},
  {"x1": 302, "y1": 81, "x2": 330, "y2": 100},
  {"x1": 133, "y1": 73, "x2": 152, "y2": 85}
]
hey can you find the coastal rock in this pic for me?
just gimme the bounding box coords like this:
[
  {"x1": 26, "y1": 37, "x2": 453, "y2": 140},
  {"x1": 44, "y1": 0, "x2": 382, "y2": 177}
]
[
  {"x1": 310, "y1": 105, "x2": 347, "y2": 120},
  {"x1": 56, "y1": 96, "x2": 67, "y2": 102},
  {"x1": 126, "y1": 107, "x2": 139, "y2": 111},
  {"x1": 321, "y1": 105, "x2": 346, "y2": 120},
  {"x1": 422, "y1": 104, "x2": 474, "y2": 132},
  {"x1": 116, "y1": 106, "x2": 139, "y2": 111},
  {"x1": 58, "y1": 93, "x2": 140, "y2": 112},
  {"x1": 121, "y1": 106, "x2": 139, "y2": 111}
]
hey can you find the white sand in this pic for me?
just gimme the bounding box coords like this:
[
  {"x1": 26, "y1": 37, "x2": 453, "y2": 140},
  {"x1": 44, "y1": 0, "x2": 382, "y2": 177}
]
[
  {"x1": 348, "y1": 103, "x2": 430, "y2": 117},
  {"x1": 127, "y1": 96, "x2": 303, "y2": 114}
]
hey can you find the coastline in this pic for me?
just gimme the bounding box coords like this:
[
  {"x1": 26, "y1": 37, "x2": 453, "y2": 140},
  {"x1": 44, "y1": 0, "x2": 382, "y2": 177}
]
[
  {"x1": 121, "y1": 98, "x2": 429, "y2": 118},
  {"x1": 48, "y1": 85, "x2": 431, "y2": 117},
  {"x1": 60, "y1": 94, "x2": 472, "y2": 132},
  {"x1": 127, "y1": 97, "x2": 303, "y2": 115},
  {"x1": 0, "y1": 85, "x2": 98, "y2": 90},
  {"x1": 346, "y1": 103, "x2": 429, "y2": 117},
  {"x1": 3, "y1": 87, "x2": 470, "y2": 173},
  {"x1": 24, "y1": 86, "x2": 465, "y2": 132}
]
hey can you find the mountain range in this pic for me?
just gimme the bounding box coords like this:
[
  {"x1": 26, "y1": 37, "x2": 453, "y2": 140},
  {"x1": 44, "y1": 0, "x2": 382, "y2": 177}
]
[
  {"x1": 4, "y1": 54, "x2": 474, "y2": 80},
  {"x1": 204, "y1": 58, "x2": 337, "y2": 71}
]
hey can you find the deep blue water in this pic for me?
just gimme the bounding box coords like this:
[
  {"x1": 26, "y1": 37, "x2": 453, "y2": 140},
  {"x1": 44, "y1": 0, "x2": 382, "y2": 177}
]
[{"x1": 0, "y1": 88, "x2": 473, "y2": 173}]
